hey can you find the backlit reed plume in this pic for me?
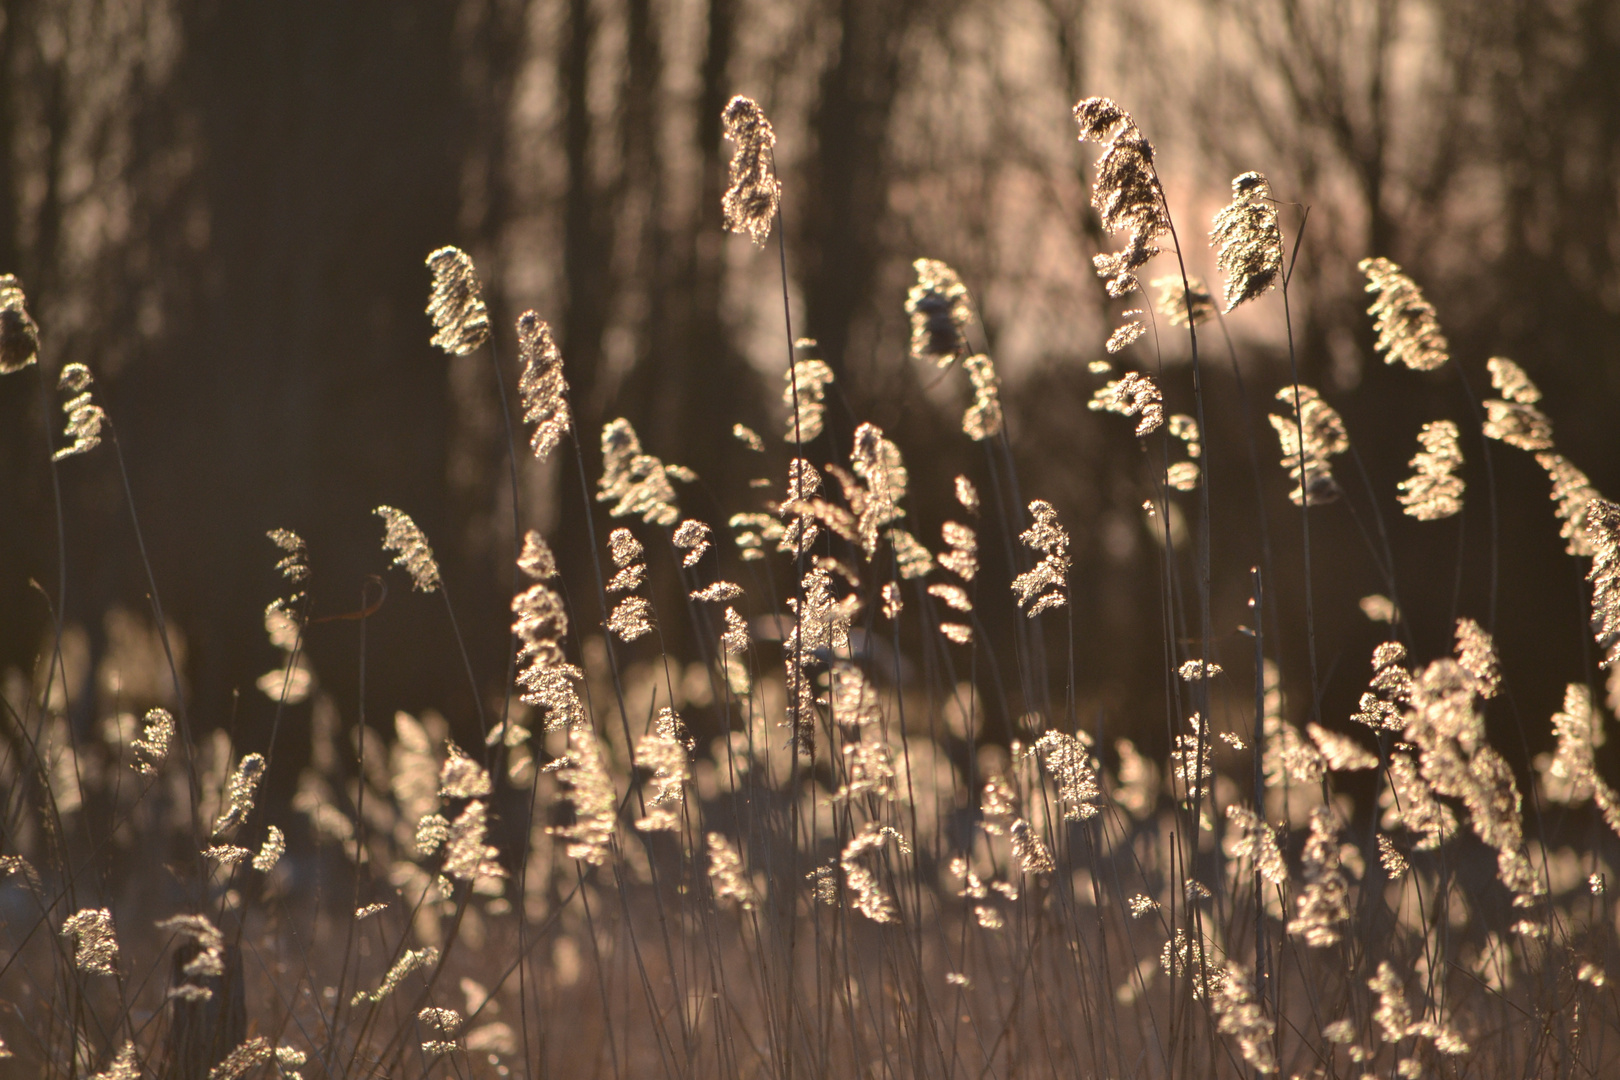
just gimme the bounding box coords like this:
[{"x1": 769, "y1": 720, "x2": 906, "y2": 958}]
[
  {"x1": 1211, "y1": 172, "x2": 1283, "y2": 310},
  {"x1": 132, "y1": 707, "x2": 173, "y2": 774},
  {"x1": 1269, "y1": 385, "x2": 1347, "y2": 505},
  {"x1": 514, "y1": 531, "x2": 583, "y2": 732},
  {"x1": 1152, "y1": 275, "x2": 1216, "y2": 328},
  {"x1": 547, "y1": 724, "x2": 616, "y2": 864},
  {"x1": 210, "y1": 1038, "x2": 273, "y2": 1080},
  {"x1": 1210, "y1": 962, "x2": 1277, "y2": 1074},
  {"x1": 86, "y1": 1042, "x2": 139, "y2": 1080},
  {"x1": 1306, "y1": 724, "x2": 1377, "y2": 771},
  {"x1": 1397, "y1": 419, "x2": 1464, "y2": 520},
  {"x1": 252, "y1": 825, "x2": 284, "y2": 872},
  {"x1": 63, "y1": 907, "x2": 119, "y2": 974},
  {"x1": 1542, "y1": 683, "x2": 1620, "y2": 835},
  {"x1": 939, "y1": 521, "x2": 978, "y2": 582},
  {"x1": 425, "y1": 246, "x2": 490, "y2": 356},
  {"x1": 1168, "y1": 413, "x2": 1200, "y2": 490},
  {"x1": 1226, "y1": 806, "x2": 1287, "y2": 884},
  {"x1": 157, "y1": 913, "x2": 225, "y2": 1001},
  {"x1": 1537, "y1": 454, "x2": 1602, "y2": 556},
  {"x1": 962, "y1": 354, "x2": 1003, "y2": 440},
  {"x1": 955, "y1": 474, "x2": 979, "y2": 513},
  {"x1": 1359, "y1": 257, "x2": 1450, "y2": 371},
  {"x1": 1088, "y1": 370, "x2": 1164, "y2": 436},
  {"x1": 1287, "y1": 807, "x2": 1349, "y2": 946},
  {"x1": 705, "y1": 833, "x2": 755, "y2": 910},
  {"x1": 0, "y1": 274, "x2": 39, "y2": 373},
  {"x1": 673, "y1": 519, "x2": 711, "y2": 566},
  {"x1": 1589, "y1": 500, "x2": 1620, "y2": 675},
  {"x1": 597, "y1": 418, "x2": 693, "y2": 526},
  {"x1": 907, "y1": 258, "x2": 973, "y2": 366},
  {"x1": 352, "y1": 946, "x2": 439, "y2": 1006},
  {"x1": 1072, "y1": 97, "x2": 1170, "y2": 300},
  {"x1": 53, "y1": 362, "x2": 107, "y2": 460},
  {"x1": 516, "y1": 312, "x2": 571, "y2": 460},
  {"x1": 1482, "y1": 355, "x2": 1554, "y2": 449},
  {"x1": 1033, "y1": 730, "x2": 1102, "y2": 819},
  {"x1": 375, "y1": 506, "x2": 442, "y2": 592},
  {"x1": 1012, "y1": 500, "x2": 1070, "y2": 616},
  {"x1": 266, "y1": 528, "x2": 310, "y2": 614},
  {"x1": 841, "y1": 823, "x2": 908, "y2": 923},
  {"x1": 605, "y1": 526, "x2": 654, "y2": 641},
  {"x1": 784, "y1": 342, "x2": 834, "y2": 443},
  {"x1": 212, "y1": 753, "x2": 266, "y2": 835},
  {"x1": 732, "y1": 423, "x2": 764, "y2": 452},
  {"x1": 633, "y1": 708, "x2": 690, "y2": 832},
  {"x1": 721, "y1": 96, "x2": 781, "y2": 246},
  {"x1": 848, "y1": 422, "x2": 909, "y2": 558},
  {"x1": 1105, "y1": 309, "x2": 1145, "y2": 353}
]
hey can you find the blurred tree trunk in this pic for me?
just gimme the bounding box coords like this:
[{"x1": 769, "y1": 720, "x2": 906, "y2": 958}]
[{"x1": 799, "y1": 0, "x2": 921, "y2": 399}]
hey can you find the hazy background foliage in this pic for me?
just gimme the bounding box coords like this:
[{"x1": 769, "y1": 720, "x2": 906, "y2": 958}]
[{"x1": 1, "y1": 0, "x2": 1616, "y2": 769}]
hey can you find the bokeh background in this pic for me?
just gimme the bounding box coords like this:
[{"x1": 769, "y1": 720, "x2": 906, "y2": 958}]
[{"x1": 1, "y1": 0, "x2": 1617, "y2": 772}]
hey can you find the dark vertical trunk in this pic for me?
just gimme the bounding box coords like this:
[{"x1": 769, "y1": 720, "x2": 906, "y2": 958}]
[{"x1": 798, "y1": 0, "x2": 917, "y2": 401}]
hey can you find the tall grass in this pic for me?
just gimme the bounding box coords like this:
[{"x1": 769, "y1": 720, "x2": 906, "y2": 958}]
[{"x1": 1, "y1": 94, "x2": 1618, "y2": 1080}]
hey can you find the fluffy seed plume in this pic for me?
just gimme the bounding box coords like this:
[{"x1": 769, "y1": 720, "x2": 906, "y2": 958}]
[
  {"x1": 606, "y1": 528, "x2": 646, "y2": 593},
  {"x1": 1211, "y1": 172, "x2": 1283, "y2": 311},
  {"x1": 1089, "y1": 371, "x2": 1164, "y2": 436},
  {"x1": 1210, "y1": 963, "x2": 1277, "y2": 1074},
  {"x1": 1489, "y1": 356, "x2": 1541, "y2": 403},
  {"x1": 1152, "y1": 275, "x2": 1216, "y2": 328},
  {"x1": 1589, "y1": 500, "x2": 1620, "y2": 675},
  {"x1": 1397, "y1": 420, "x2": 1464, "y2": 520},
  {"x1": 425, "y1": 247, "x2": 490, "y2": 356},
  {"x1": 1269, "y1": 386, "x2": 1347, "y2": 506},
  {"x1": 516, "y1": 312, "x2": 571, "y2": 460},
  {"x1": 518, "y1": 529, "x2": 558, "y2": 580},
  {"x1": 598, "y1": 418, "x2": 692, "y2": 526},
  {"x1": 0, "y1": 274, "x2": 40, "y2": 373},
  {"x1": 962, "y1": 354, "x2": 1004, "y2": 440},
  {"x1": 439, "y1": 742, "x2": 492, "y2": 799},
  {"x1": 375, "y1": 506, "x2": 442, "y2": 592},
  {"x1": 253, "y1": 826, "x2": 285, "y2": 872},
  {"x1": 1537, "y1": 454, "x2": 1602, "y2": 556},
  {"x1": 158, "y1": 913, "x2": 225, "y2": 1001},
  {"x1": 210, "y1": 1037, "x2": 272, "y2": 1080},
  {"x1": 908, "y1": 258, "x2": 973, "y2": 365},
  {"x1": 442, "y1": 800, "x2": 502, "y2": 882},
  {"x1": 955, "y1": 475, "x2": 980, "y2": 513},
  {"x1": 673, "y1": 519, "x2": 712, "y2": 567},
  {"x1": 1306, "y1": 724, "x2": 1378, "y2": 771},
  {"x1": 634, "y1": 709, "x2": 690, "y2": 832},
  {"x1": 1377, "y1": 834, "x2": 1408, "y2": 878},
  {"x1": 784, "y1": 344, "x2": 835, "y2": 443},
  {"x1": 1226, "y1": 806, "x2": 1287, "y2": 884},
  {"x1": 513, "y1": 541, "x2": 584, "y2": 731},
  {"x1": 841, "y1": 824, "x2": 908, "y2": 923},
  {"x1": 1073, "y1": 97, "x2": 1169, "y2": 300},
  {"x1": 352, "y1": 946, "x2": 440, "y2": 1006},
  {"x1": 1287, "y1": 807, "x2": 1350, "y2": 946},
  {"x1": 707, "y1": 833, "x2": 754, "y2": 909},
  {"x1": 53, "y1": 363, "x2": 107, "y2": 460},
  {"x1": 1105, "y1": 313, "x2": 1146, "y2": 354},
  {"x1": 88, "y1": 1042, "x2": 139, "y2": 1080},
  {"x1": 1359, "y1": 257, "x2": 1449, "y2": 371},
  {"x1": 1013, "y1": 500, "x2": 1070, "y2": 616},
  {"x1": 721, "y1": 96, "x2": 781, "y2": 245},
  {"x1": 62, "y1": 908, "x2": 119, "y2": 974},
  {"x1": 608, "y1": 597, "x2": 654, "y2": 642},
  {"x1": 940, "y1": 521, "x2": 978, "y2": 582},
  {"x1": 1033, "y1": 730, "x2": 1102, "y2": 819},
  {"x1": 849, "y1": 423, "x2": 909, "y2": 558},
  {"x1": 548, "y1": 725, "x2": 617, "y2": 864},
  {"x1": 732, "y1": 423, "x2": 764, "y2": 452},
  {"x1": 132, "y1": 707, "x2": 174, "y2": 774},
  {"x1": 213, "y1": 753, "x2": 266, "y2": 835},
  {"x1": 1483, "y1": 399, "x2": 1554, "y2": 450}
]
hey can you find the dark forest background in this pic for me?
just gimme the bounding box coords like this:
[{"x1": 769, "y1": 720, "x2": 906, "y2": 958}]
[{"x1": 1, "y1": 0, "x2": 1617, "y2": 773}]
